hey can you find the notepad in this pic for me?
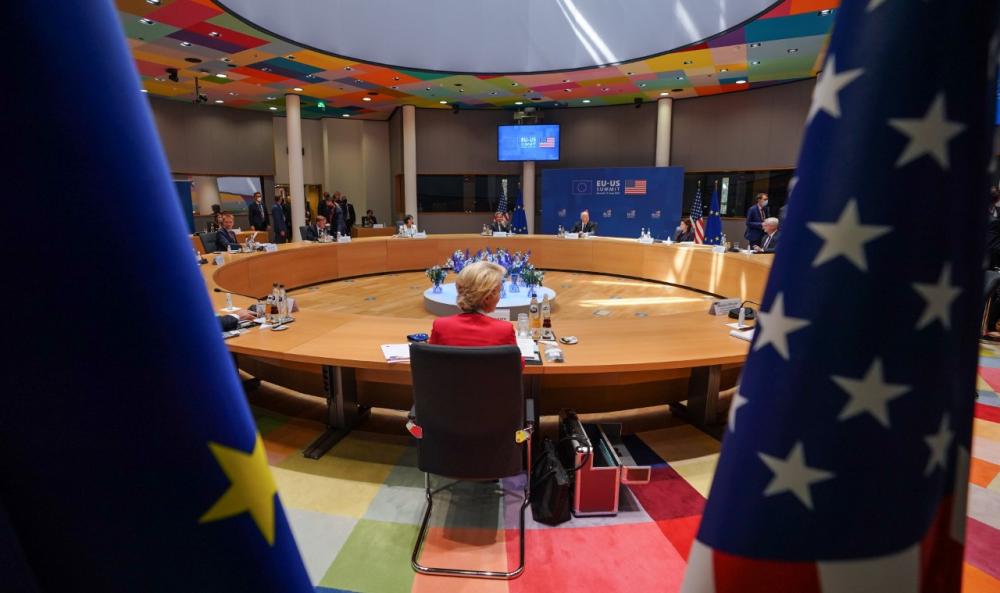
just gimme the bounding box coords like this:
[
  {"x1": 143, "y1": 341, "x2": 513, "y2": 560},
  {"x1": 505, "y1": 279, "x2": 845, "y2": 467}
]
[
  {"x1": 729, "y1": 329, "x2": 755, "y2": 342},
  {"x1": 380, "y1": 343, "x2": 411, "y2": 363},
  {"x1": 517, "y1": 337, "x2": 540, "y2": 362}
]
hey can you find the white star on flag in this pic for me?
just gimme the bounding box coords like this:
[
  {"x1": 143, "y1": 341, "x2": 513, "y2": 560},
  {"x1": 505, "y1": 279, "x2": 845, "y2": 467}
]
[
  {"x1": 912, "y1": 263, "x2": 961, "y2": 330},
  {"x1": 807, "y1": 199, "x2": 892, "y2": 271},
  {"x1": 831, "y1": 358, "x2": 910, "y2": 427},
  {"x1": 866, "y1": 0, "x2": 887, "y2": 11},
  {"x1": 923, "y1": 414, "x2": 953, "y2": 476},
  {"x1": 753, "y1": 293, "x2": 810, "y2": 360},
  {"x1": 807, "y1": 55, "x2": 863, "y2": 122},
  {"x1": 728, "y1": 391, "x2": 748, "y2": 433},
  {"x1": 888, "y1": 93, "x2": 965, "y2": 169},
  {"x1": 758, "y1": 442, "x2": 835, "y2": 510}
]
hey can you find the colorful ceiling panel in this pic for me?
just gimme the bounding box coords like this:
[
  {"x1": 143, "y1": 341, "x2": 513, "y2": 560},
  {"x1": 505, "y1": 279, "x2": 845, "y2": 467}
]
[{"x1": 119, "y1": 0, "x2": 839, "y2": 120}]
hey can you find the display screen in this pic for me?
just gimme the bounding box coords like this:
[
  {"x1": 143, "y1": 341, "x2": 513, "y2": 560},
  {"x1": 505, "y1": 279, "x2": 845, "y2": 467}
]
[{"x1": 498, "y1": 124, "x2": 560, "y2": 161}]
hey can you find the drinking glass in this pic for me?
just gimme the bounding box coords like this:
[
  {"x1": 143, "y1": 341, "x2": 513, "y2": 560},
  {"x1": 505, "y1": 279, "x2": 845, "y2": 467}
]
[{"x1": 517, "y1": 313, "x2": 529, "y2": 338}]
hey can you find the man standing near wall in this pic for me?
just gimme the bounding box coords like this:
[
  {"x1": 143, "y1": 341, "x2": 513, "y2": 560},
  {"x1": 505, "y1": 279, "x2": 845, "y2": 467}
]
[
  {"x1": 744, "y1": 192, "x2": 769, "y2": 246},
  {"x1": 272, "y1": 195, "x2": 288, "y2": 243},
  {"x1": 248, "y1": 191, "x2": 269, "y2": 234}
]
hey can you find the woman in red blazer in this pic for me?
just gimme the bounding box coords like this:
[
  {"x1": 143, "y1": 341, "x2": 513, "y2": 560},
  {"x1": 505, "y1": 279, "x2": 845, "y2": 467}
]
[{"x1": 430, "y1": 261, "x2": 516, "y2": 347}]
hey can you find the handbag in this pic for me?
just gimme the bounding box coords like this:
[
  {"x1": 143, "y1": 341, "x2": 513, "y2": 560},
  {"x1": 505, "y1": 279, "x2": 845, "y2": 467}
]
[{"x1": 529, "y1": 437, "x2": 572, "y2": 525}]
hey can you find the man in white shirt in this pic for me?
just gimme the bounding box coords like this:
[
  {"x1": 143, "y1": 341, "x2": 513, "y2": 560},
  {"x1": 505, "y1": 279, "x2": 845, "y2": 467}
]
[{"x1": 753, "y1": 217, "x2": 780, "y2": 253}]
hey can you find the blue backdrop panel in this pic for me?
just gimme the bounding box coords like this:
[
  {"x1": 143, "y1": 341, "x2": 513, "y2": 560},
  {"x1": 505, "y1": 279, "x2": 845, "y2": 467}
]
[{"x1": 541, "y1": 167, "x2": 684, "y2": 238}]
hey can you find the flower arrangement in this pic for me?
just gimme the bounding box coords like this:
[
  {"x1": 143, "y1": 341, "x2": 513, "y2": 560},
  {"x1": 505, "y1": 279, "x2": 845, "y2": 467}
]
[
  {"x1": 425, "y1": 265, "x2": 447, "y2": 292},
  {"x1": 520, "y1": 264, "x2": 544, "y2": 296},
  {"x1": 445, "y1": 247, "x2": 531, "y2": 275}
]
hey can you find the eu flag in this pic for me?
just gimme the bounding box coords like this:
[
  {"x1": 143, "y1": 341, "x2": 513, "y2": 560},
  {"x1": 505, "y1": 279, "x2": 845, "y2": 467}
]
[
  {"x1": 511, "y1": 189, "x2": 529, "y2": 234},
  {"x1": 703, "y1": 185, "x2": 724, "y2": 245},
  {"x1": 682, "y1": 1, "x2": 998, "y2": 591},
  {"x1": 3, "y1": 2, "x2": 311, "y2": 591}
]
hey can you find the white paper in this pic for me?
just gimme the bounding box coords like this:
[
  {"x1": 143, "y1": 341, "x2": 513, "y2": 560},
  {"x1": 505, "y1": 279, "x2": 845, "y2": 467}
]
[
  {"x1": 516, "y1": 337, "x2": 540, "y2": 360},
  {"x1": 380, "y1": 343, "x2": 411, "y2": 362},
  {"x1": 729, "y1": 329, "x2": 755, "y2": 342},
  {"x1": 725, "y1": 322, "x2": 753, "y2": 330}
]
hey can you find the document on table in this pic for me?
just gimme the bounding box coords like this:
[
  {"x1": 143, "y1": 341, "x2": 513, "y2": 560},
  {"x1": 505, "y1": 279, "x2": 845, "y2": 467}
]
[
  {"x1": 729, "y1": 328, "x2": 755, "y2": 342},
  {"x1": 517, "y1": 337, "x2": 540, "y2": 362},
  {"x1": 380, "y1": 343, "x2": 411, "y2": 363}
]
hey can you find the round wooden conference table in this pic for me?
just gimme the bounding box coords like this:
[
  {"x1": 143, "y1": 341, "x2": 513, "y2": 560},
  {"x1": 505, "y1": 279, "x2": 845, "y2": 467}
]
[{"x1": 201, "y1": 234, "x2": 773, "y2": 458}]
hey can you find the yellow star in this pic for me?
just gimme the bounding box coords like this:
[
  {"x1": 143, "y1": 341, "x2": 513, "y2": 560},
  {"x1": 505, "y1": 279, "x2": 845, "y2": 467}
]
[{"x1": 199, "y1": 434, "x2": 278, "y2": 545}]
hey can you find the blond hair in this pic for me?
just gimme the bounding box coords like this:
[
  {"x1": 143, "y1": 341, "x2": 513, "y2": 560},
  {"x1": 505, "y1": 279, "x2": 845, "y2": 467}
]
[{"x1": 456, "y1": 261, "x2": 505, "y2": 312}]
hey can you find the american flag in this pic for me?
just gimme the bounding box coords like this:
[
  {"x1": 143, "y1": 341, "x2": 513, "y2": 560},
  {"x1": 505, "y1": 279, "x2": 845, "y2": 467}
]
[
  {"x1": 624, "y1": 179, "x2": 647, "y2": 195},
  {"x1": 681, "y1": 1, "x2": 998, "y2": 592},
  {"x1": 690, "y1": 182, "x2": 705, "y2": 243},
  {"x1": 539, "y1": 136, "x2": 555, "y2": 148},
  {"x1": 497, "y1": 182, "x2": 508, "y2": 214}
]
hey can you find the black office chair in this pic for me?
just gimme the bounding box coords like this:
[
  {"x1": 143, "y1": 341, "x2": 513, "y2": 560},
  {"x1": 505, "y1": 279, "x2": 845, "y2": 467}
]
[
  {"x1": 299, "y1": 225, "x2": 309, "y2": 240},
  {"x1": 408, "y1": 342, "x2": 533, "y2": 579},
  {"x1": 198, "y1": 231, "x2": 219, "y2": 253}
]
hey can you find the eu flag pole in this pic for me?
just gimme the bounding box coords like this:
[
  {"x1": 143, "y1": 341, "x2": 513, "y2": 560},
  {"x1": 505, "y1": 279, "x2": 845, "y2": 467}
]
[
  {"x1": 703, "y1": 182, "x2": 724, "y2": 245},
  {"x1": 511, "y1": 188, "x2": 529, "y2": 234},
  {"x1": 682, "y1": 1, "x2": 998, "y2": 592},
  {"x1": 3, "y1": 2, "x2": 311, "y2": 591}
]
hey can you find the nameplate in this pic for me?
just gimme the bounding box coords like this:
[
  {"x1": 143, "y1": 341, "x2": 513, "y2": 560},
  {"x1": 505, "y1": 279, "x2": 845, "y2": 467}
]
[
  {"x1": 712, "y1": 244, "x2": 726, "y2": 254},
  {"x1": 212, "y1": 255, "x2": 225, "y2": 266},
  {"x1": 413, "y1": 232, "x2": 428, "y2": 239},
  {"x1": 492, "y1": 231, "x2": 508, "y2": 238},
  {"x1": 373, "y1": 223, "x2": 384, "y2": 228},
  {"x1": 487, "y1": 309, "x2": 511, "y2": 321},
  {"x1": 710, "y1": 298, "x2": 741, "y2": 316},
  {"x1": 337, "y1": 236, "x2": 351, "y2": 243},
  {"x1": 638, "y1": 237, "x2": 654, "y2": 244},
  {"x1": 263, "y1": 244, "x2": 278, "y2": 252},
  {"x1": 563, "y1": 233, "x2": 579, "y2": 240}
]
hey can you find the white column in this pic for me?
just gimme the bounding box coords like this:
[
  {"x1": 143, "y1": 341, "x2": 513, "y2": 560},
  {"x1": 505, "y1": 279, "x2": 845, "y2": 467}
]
[
  {"x1": 402, "y1": 105, "x2": 417, "y2": 225},
  {"x1": 654, "y1": 97, "x2": 673, "y2": 166},
  {"x1": 192, "y1": 176, "x2": 218, "y2": 214},
  {"x1": 285, "y1": 93, "x2": 306, "y2": 241},
  {"x1": 522, "y1": 160, "x2": 535, "y2": 234}
]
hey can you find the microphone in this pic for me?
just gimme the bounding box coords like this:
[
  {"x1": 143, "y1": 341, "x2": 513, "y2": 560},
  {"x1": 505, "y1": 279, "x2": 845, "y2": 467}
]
[{"x1": 728, "y1": 300, "x2": 760, "y2": 320}]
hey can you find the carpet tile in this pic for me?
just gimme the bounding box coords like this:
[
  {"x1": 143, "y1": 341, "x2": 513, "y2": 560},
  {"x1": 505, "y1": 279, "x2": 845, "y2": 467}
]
[{"x1": 258, "y1": 348, "x2": 1000, "y2": 592}]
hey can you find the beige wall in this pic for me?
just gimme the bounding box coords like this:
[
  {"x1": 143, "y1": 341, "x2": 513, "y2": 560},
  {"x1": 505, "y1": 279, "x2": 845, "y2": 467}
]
[
  {"x1": 273, "y1": 118, "x2": 323, "y2": 185},
  {"x1": 147, "y1": 97, "x2": 274, "y2": 176}
]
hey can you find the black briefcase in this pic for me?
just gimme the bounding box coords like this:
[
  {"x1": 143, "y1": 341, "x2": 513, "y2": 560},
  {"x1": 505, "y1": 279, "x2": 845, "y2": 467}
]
[{"x1": 529, "y1": 438, "x2": 572, "y2": 525}]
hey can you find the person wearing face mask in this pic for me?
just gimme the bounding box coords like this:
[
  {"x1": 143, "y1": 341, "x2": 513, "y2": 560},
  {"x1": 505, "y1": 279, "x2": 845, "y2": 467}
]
[
  {"x1": 744, "y1": 193, "x2": 769, "y2": 247},
  {"x1": 674, "y1": 219, "x2": 694, "y2": 242},
  {"x1": 248, "y1": 191, "x2": 269, "y2": 233}
]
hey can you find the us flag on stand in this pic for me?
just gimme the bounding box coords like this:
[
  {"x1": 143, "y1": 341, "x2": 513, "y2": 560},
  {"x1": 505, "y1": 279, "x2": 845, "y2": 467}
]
[
  {"x1": 539, "y1": 136, "x2": 555, "y2": 148},
  {"x1": 690, "y1": 182, "x2": 705, "y2": 243},
  {"x1": 681, "y1": 1, "x2": 998, "y2": 592},
  {"x1": 624, "y1": 179, "x2": 647, "y2": 195}
]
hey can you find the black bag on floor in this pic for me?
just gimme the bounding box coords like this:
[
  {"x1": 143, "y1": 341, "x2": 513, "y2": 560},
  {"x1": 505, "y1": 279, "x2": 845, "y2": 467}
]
[{"x1": 529, "y1": 438, "x2": 572, "y2": 525}]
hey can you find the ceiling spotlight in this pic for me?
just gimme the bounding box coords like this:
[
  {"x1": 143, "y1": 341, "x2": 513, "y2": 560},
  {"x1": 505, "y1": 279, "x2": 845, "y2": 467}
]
[
  {"x1": 215, "y1": 73, "x2": 227, "y2": 78},
  {"x1": 209, "y1": 31, "x2": 220, "y2": 38},
  {"x1": 286, "y1": 55, "x2": 296, "y2": 60},
  {"x1": 215, "y1": 99, "x2": 224, "y2": 104},
  {"x1": 751, "y1": 60, "x2": 761, "y2": 65},
  {"x1": 425, "y1": 87, "x2": 431, "y2": 91},
  {"x1": 221, "y1": 57, "x2": 231, "y2": 63},
  {"x1": 490, "y1": 91, "x2": 497, "y2": 95},
  {"x1": 720, "y1": 68, "x2": 729, "y2": 72},
  {"x1": 266, "y1": 96, "x2": 276, "y2": 100},
  {"x1": 363, "y1": 96, "x2": 372, "y2": 101},
  {"x1": 683, "y1": 60, "x2": 693, "y2": 65},
  {"x1": 393, "y1": 76, "x2": 400, "y2": 81},
  {"x1": 165, "y1": 67, "x2": 179, "y2": 82},
  {"x1": 138, "y1": 17, "x2": 155, "y2": 25},
  {"x1": 391, "y1": 86, "x2": 398, "y2": 89},
  {"x1": 292, "y1": 87, "x2": 303, "y2": 91},
  {"x1": 145, "y1": 0, "x2": 161, "y2": 4},
  {"x1": 736, "y1": 79, "x2": 747, "y2": 84},
  {"x1": 511, "y1": 82, "x2": 518, "y2": 86},
  {"x1": 514, "y1": 101, "x2": 523, "y2": 105},
  {"x1": 228, "y1": 91, "x2": 238, "y2": 96},
  {"x1": 439, "y1": 100, "x2": 447, "y2": 104},
  {"x1": 603, "y1": 87, "x2": 610, "y2": 91},
  {"x1": 179, "y1": 41, "x2": 192, "y2": 47},
  {"x1": 459, "y1": 89, "x2": 465, "y2": 93},
  {"x1": 563, "y1": 88, "x2": 571, "y2": 92},
  {"x1": 749, "y1": 42, "x2": 761, "y2": 48},
  {"x1": 638, "y1": 83, "x2": 646, "y2": 87},
  {"x1": 660, "y1": 91, "x2": 669, "y2": 96},
  {"x1": 269, "y1": 106, "x2": 278, "y2": 111},
  {"x1": 562, "y1": 79, "x2": 571, "y2": 83},
  {"x1": 344, "y1": 66, "x2": 353, "y2": 71},
  {"x1": 819, "y1": 9, "x2": 833, "y2": 15},
  {"x1": 626, "y1": 72, "x2": 634, "y2": 76},
  {"x1": 633, "y1": 97, "x2": 643, "y2": 108},
  {"x1": 140, "y1": 89, "x2": 149, "y2": 93},
  {"x1": 675, "y1": 76, "x2": 684, "y2": 80},
  {"x1": 787, "y1": 48, "x2": 799, "y2": 53},
  {"x1": 342, "y1": 113, "x2": 351, "y2": 117},
  {"x1": 582, "y1": 99, "x2": 591, "y2": 104}
]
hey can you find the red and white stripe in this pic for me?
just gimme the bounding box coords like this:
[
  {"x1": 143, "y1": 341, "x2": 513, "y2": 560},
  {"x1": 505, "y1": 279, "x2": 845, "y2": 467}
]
[{"x1": 693, "y1": 218, "x2": 705, "y2": 243}]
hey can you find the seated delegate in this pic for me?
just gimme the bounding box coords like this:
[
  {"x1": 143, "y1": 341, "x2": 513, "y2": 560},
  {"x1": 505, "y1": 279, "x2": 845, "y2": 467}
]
[
  {"x1": 215, "y1": 213, "x2": 239, "y2": 251},
  {"x1": 429, "y1": 261, "x2": 516, "y2": 347},
  {"x1": 753, "y1": 217, "x2": 780, "y2": 253},
  {"x1": 400, "y1": 214, "x2": 418, "y2": 237},
  {"x1": 303, "y1": 215, "x2": 328, "y2": 241},
  {"x1": 675, "y1": 219, "x2": 695, "y2": 242},
  {"x1": 361, "y1": 210, "x2": 377, "y2": 227},
  {"x1": 571, "y1": 210, "x2": 597, "y2": 234},
  {"x1": 490, "y1": 211, "x2": 511, "y2": 233}
]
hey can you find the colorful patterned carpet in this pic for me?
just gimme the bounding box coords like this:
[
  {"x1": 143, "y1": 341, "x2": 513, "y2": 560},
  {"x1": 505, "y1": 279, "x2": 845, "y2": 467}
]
[{"x1": 255, "y1": 346, "x2": 1000, "y2": 593}]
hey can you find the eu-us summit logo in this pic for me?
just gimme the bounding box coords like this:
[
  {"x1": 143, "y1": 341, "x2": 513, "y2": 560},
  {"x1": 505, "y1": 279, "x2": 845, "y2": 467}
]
[{"x1": 572, "y1": 180, "x2": 593, "y2": 195}]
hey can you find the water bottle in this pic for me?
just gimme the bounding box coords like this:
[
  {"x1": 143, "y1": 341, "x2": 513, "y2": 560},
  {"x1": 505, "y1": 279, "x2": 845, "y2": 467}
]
[
  {"x1": 225, "y1": 292, "x2": 233, "y2": 310},
  {"x1": 277, "y1": 284, "x2": 287, "y2": 323}
]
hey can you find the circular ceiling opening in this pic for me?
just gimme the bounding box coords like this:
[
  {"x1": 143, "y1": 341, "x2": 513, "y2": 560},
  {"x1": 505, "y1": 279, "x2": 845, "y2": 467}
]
[{"x1": 218, "y1": 0, "x2": 778, "y2": 74}]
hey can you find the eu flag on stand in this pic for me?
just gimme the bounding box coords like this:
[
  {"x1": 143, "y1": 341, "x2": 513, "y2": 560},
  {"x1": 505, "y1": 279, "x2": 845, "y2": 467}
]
[
  {"x1": 511, "y1": 189, "x2": 529, "y2": 234},
  {"x1": 703, "y1": 185, "x2": 724, "y2": 246},
  {"x1": 682, "y1": 1, "x2": 998, "y2": 592},
  {"x1": 3, "y1": 2, "x2": 311, "y2": 591}
]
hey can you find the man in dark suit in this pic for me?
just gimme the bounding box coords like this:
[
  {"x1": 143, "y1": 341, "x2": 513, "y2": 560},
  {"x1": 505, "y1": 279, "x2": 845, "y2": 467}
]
[
  {"x1": 339, "y1": 196, "x2": 356, "y2": 231},
  {"x1": 571, "y1": 210, "x2": 598, "y2": 234},
  {"x1": 215, "y1": 212, "x2": 239, "y2": 251},
  {"x1": 303, "y1": 215, "x2": 328, "y2": 241},
  {"x1": 318, "y1": 192, "x2": 331, "y2": 220},
  {"x1": 744, "y1": 193, "x2": 769, "y2": 246},
  {"x1": 753, "y1": 217, "x2": 780, "y2": 253},
  {"x1": 489, "y1": 211, "x2": 510, "y2": 232},
  {"x1": 271, "y1": 196, "x2": 288, "y2": 243},
  {"x1": 248, "y1": 191, "x2": 269, "y2": 233}
]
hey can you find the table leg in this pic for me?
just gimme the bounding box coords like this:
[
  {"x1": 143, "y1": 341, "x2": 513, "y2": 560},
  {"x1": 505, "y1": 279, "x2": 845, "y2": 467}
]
[
  {"x1": 303, "y1": 365, "x2": 370, "y2": 459},
  {"x1": 670, "y1": 365, "x2": 721, "y2": 428}
]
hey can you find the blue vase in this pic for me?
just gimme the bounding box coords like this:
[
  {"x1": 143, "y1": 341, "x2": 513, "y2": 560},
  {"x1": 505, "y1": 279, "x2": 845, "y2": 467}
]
[
  {"x1": 509, "y1": 273, "x2": 520, "y2": 293},
  {"x1": 527, "y1": 283, "x2": 537, "y2": 298},
  {"x1": 432, "y1": 282, "x2": 442, "y2": 293}
]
